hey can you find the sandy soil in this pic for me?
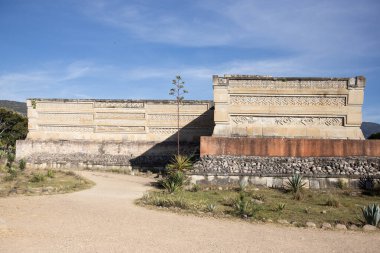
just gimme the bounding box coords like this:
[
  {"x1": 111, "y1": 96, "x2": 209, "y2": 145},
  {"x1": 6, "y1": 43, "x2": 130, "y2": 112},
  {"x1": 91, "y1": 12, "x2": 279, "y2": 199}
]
[{"x1": 0, "y1": 171, "x2": 379, "y2": 253}]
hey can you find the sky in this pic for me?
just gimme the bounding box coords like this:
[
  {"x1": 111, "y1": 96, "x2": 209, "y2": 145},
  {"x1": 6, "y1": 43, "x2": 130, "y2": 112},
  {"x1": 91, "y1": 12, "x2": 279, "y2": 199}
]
[{"x1": 0, "y1": 0, "x2": 379, "y2": 122}]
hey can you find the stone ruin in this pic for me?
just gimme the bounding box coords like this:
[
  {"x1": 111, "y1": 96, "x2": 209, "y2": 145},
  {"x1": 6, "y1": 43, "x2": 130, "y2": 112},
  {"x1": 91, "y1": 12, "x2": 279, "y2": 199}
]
[{"x1": 16, "y1": 75, "x2": 380, "y2": 188}]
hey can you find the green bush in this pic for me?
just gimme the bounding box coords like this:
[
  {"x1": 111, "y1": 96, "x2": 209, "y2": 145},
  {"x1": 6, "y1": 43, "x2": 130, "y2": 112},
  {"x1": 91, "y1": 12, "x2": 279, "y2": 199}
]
[
  {"x1": 233, "y1": 192, "x2": 258, "y2": 218},
  {"x1": 30, "y1": 172, "x2": 46, "y2": 183},
  {"x1": 4, "y1": 167, "x2": 18, "y2": 181},
  {"x1": 166, "y1": 155, "x2": 192, "y2": 172},
  {"x1": 19, "y1": 159, "x2": 26, "y2": 171},
  {"x1": 6, "y1": 152, "x2": 15, "y2": 168},
  {"x1": 160, "y1": 170, "x2": 187, "y2": 193},
  {"x1": 0, "y1": 108, "x2": 28, "y2": 148},
  {"x1": 277, "y1": 203, "x2": 286, "y2": 212},
  {"x1": 46, "y1": 169, "x2": 55, "y2": 178},
  {"x1": 361, "y1": 203, "x2": 380, "y2": 227},
  {"x1": 368, "y1": 132, "x2": 380, "y2": 139}
]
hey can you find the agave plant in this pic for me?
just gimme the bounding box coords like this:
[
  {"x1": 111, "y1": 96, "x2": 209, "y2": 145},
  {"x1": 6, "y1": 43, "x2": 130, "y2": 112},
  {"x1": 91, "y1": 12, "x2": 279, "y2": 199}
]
[
  {"x1": 361, "y1": 203, "x2": 380, "y2": 227},
  {"x1": 286, "y1": 174, "x2": 306, "y2": 195},
  {"x1": 233, "y1": 193, "x2": 258, "y2": 218},
  {"x1": 160, "y1": 170, "x2": 187, "y2": 193},
  {"x1": 166, "y1": 155, "x2": 193, "y2": 172}
]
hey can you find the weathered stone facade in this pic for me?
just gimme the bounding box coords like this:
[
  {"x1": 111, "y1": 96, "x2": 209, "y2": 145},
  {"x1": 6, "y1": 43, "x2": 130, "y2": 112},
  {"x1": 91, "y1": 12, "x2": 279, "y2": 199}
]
[
  {"x1": 15, "y1": 75, "x2": 379, "y2": 188},
  {"x1": 213, "y1": 75, "x2": 365, "y2": 139},
  {"x1": 16, "y1": 99, "x2": 214, "y2": 169},
  {"x1": 26, "y1": 99, "x2": 214, "y2": 142}
]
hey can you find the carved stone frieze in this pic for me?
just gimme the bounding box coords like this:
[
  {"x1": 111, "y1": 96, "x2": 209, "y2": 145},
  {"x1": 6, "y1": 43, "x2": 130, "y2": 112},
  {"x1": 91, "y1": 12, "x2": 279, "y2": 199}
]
[
  {"x1": 231, "y1": 116, "x2": 344, "y2": 127},
  {"x1": 95, "y1": 113, "x2": 145, "y2": 120},
  {"x1": 96, "y1": 126, "x2": 145, "y2": 132},
  {"x1": 38, "y1": 113, "x2": 94, "y2": 123},
  {"x1": 228, "y1": 80, "x2": 347, "y2": 89},
  {"x1": 230, "y1": 96, "x2": 346, "y2": 107},
  {"x1": 38, "y1": 125, "x2": 94, "y2": 132},
  {"x1": 94, "y1": 102, "x2": 144, "y2": 108}
]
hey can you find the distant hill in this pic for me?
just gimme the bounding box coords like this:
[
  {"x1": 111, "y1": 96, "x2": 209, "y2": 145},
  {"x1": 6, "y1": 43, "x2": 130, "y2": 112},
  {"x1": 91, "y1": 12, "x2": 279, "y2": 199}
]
[
  {"x1": 361, "y1": 122, "x2": 380, "y2": 139},
  {"x1": 0, "y1": 100, "x2": 27, "y2": 115}
]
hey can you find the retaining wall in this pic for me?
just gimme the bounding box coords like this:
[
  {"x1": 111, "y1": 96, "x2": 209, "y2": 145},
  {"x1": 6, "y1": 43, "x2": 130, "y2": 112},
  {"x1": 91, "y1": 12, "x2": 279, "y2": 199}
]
[{"x1": 200, "y1": 137, "x2": 380, "y2": 157}]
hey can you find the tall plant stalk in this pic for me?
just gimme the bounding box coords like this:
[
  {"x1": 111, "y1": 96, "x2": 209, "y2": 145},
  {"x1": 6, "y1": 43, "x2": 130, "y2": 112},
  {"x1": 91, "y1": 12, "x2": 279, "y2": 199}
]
[{"x1": 169, "y1": 76, "x2": 188, "y2": 156}]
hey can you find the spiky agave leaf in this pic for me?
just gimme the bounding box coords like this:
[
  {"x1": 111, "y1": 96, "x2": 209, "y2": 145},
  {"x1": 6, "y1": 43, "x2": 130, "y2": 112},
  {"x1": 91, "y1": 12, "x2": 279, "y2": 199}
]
[
  {"x1": 286, "y1": 174, "x2": 306, "y2": 194},
  {"x1": 166, "y1": 155, "x2": 193, "y2": 172},
  {"x1": 361, "y1": 203, "x2": 380, "y2": 226}
]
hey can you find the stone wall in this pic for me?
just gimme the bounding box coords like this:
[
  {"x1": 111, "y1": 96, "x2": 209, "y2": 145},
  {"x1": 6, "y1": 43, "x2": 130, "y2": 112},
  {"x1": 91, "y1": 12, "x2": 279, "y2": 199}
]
[
  {"x1": 16, "y1": 99, "x2": 214, "y2": 169},
  {"x1": 191, "y1": 155, "x2": 380, "y2": 189},
  {"x1": 17, "y1": 139, "x2": 200, "y2": 171},
  {"x1": 200, "y1": 137, "x2": 380, "y2": 157},
  {"x1": 26, "y1": 99, "x2": 214, "y2": 142},
  {"x1": 193, "y1": 155, "x2": 380, "y2": 177},
  {"x1": 213, "y1": 75, "x2": 365, "y2": 139}
]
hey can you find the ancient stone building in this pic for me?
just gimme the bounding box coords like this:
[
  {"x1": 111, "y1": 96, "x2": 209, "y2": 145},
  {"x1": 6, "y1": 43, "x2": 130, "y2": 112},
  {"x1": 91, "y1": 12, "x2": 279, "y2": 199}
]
[
  {"x1": 15, "y1": 75, "x2": 380, "y2": 188},
  {"x1": 212, "y1": 75, "x2": 365, "y2": 139},
  {"x1": 16, "y1": 99, "x2": 214, "y2": 170}
]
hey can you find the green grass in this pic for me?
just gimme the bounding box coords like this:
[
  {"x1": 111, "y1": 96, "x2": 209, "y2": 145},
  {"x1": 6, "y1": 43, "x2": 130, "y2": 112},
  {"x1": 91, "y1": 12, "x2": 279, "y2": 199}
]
[
  {"x1": 0, "y1": 168, "x2": 94, "y2": 197},
  {"x1": 137, "y1": 185, "x2": 380, "y2": 227}
]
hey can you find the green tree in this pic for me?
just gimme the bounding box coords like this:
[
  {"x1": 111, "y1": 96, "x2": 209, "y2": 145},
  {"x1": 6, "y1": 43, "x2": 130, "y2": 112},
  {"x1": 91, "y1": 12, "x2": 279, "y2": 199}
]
[
  {"x1": 169, "y1": 75, "x2": 188, "y2": 155},
  {"x1": 368, "y1": 132, "x2": 380, "y2": 139},
  {"x1": 0, "y1": 108, "x2": 28, "y2": 150}
]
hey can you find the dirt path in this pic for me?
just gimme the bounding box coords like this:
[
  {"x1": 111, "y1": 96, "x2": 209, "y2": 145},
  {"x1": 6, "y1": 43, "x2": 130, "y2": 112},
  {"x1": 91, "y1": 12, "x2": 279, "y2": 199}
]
[{"x1": 0, "y1": 171, "x2": 379, "y2": 253}]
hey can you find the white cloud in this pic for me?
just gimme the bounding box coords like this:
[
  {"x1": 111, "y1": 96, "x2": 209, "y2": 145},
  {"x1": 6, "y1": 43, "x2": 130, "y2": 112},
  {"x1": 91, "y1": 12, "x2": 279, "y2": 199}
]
[
  {"x1": 82, "y1": 0, "x2": 380, "y2": 58},
  {"x1": 0, "y1": 61, "x2": 95, "y2": 101}
]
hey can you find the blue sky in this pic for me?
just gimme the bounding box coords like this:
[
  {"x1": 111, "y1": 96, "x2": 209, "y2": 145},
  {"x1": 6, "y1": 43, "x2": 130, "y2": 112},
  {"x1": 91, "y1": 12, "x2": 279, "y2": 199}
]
[{"x1": 0, "y1": 0, "x2": 379, "y2": 122}]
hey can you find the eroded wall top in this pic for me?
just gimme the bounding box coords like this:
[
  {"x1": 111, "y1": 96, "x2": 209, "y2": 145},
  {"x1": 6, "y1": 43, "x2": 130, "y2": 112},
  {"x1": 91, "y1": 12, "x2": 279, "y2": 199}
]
[
  {"x1": 27, "y1": 99, "x2": 214, "y2": 142},
  {"x1": 213, "y1": 75, "x2": 365, "y2": 139}
]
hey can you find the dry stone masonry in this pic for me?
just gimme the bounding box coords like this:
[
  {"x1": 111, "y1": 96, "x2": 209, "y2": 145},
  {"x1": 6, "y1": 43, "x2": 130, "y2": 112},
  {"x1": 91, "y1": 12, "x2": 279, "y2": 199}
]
[
  {"x1": 213, "y1": 75, "x2": 365, "y2": 139},
  {"x1": 17, "y1": 99, "x2": 214, "y2": 170},
  {"x1": 15, "y1": 75, "x2": 380, "y2": 188}
]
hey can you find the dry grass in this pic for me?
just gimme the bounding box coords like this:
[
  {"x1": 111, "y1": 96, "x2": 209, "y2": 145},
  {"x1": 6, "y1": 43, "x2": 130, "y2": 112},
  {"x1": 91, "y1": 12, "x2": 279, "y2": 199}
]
[
  {"x1": 137, "y1": 185, "x2": 380, "y2": 227},
  {"x1": 0, "y1": 168, "x2": 94, "y2": 197}
]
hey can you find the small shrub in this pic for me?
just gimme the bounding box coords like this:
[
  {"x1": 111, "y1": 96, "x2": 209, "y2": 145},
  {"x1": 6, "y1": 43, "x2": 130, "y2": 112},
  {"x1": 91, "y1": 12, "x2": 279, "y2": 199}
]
[
  {"x1": 251, "y1": 193, "x2": 265, "y2": 202},
  {"x1": 361, "y1": 203, "x2": 380, "y2": 227},
  {"x1": 6, "y1": 152, "x2": 15, "y2": 168},
  {"x1": 160, "y1": 170, "x2": 187, "y2": 193},
  {"x1": 30, "y1": 172, "x2": 46, "y2": 183},
  {"x1": 4, "y1": 167, "x2": 18, "y2": 181},
  {"x1": 359, "y1": 176, "x2": 375, "y2": 191},
  {"x1": 233, "y1": 193, "x2": 258, "y2": 218},
  {"x1": 277, "y1": 203, "x2": 286, "y2": 212},
  {"x1": 190, "y1": 184, "x2": 200, "y2": 192},
  {"x1": 337, "y1": 179, "x2": 348, "y2": 189},
  {"x1": 238, "y1": 180, "x2": 248, "y2": 192},
  {"x1": 325, "y1": 196, "x2": 340, "y2": 208},
  {"x1": 286, "y1": 174, "x2": 306, "y2": 200},
  {"x1": 7, "y1": 152, "x2": 15, "y2": 163},
  {"x1": 19, "y1": 159, "x2": 26, "y2": 171},
  {"x1": 46, "y1": 169, "x2": 55, "y2": 178},
  {"x1": 166, "y1": 155, "x2": 192, "y2": 172},
  {"x1": 205, "y1": 203, "x2": 217, "y2": 213}
]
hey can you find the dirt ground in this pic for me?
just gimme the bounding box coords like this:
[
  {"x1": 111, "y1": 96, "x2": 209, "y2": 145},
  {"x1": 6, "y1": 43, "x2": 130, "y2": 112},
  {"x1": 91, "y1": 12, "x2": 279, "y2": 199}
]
[{"x1": 0, "y1": 171, "x2": 379, "y2": 253}]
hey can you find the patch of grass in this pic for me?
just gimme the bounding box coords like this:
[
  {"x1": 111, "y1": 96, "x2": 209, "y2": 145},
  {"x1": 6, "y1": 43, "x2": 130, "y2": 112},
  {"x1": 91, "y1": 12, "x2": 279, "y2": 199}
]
[
  {"x1": 0, "y1": 169, "x2": 94, "y2": 197},
  {"x1": 30, "y1": 172, "x2": 46, "y2": 183},
  {"x1": 325, "y1": 195, "x2": 340, "y2": 208},
  {"x1": 46, "y1": 169, "x2": 55, "y2": 178},
  {"x1": 137, "y1": 184, "x2": 380, "y2": 227}
]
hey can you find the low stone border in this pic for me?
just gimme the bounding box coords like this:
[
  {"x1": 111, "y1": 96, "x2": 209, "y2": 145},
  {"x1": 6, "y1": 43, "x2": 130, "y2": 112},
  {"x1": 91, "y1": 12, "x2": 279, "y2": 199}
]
[{"x1": 189, "y1": 174, "x2": 365, "y2": 189}]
